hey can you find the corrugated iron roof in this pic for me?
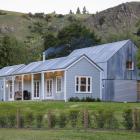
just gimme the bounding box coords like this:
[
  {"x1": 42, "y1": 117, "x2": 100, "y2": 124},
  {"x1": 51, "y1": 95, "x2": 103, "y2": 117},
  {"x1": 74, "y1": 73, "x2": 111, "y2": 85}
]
[
  {"x1": 0, "y1": 64, "x2": 25, "y2": 77},
  {"x1": 69, "y1": 40, "x2": 130, "y2": 63}
]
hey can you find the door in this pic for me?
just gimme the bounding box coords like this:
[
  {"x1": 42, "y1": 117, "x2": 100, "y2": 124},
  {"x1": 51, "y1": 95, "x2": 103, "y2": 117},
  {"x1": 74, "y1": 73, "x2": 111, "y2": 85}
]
[
  {"x1": 46, "y1": 79, "x2": 53, "y2": 98},
  {"x1": 34, "y1": 81, "x2": 40, "y2": 99}
]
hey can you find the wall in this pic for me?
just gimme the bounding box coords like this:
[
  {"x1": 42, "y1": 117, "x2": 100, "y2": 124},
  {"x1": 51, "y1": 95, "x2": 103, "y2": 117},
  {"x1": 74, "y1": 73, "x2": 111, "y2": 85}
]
[
  {"x1": 66, "y1": 57, "x2": 101, "y2": 100},
  {"x1": 113, "y1": 80, "x2": 137, "y2": 102},
  {"x1": 107, "y1": 41, "x2": 137, "y2": 80}
]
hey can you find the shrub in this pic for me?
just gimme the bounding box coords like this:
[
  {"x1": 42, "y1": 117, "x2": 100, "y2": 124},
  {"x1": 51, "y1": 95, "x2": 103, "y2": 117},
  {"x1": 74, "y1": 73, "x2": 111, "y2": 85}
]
[
  {"x1": 25, "y1": 112, "x2": 34, "y2": 128},
  {"x1": 69, "y1": 97, "x2": 100, "y2": 102},
  {"x1": 0, "y1": 116, "x2": 7, "y2": 128},
  {"x1": 35, "y1": 113, "x2": 43, "y2": 128},
  {"x1": 94, "y1": 110, "x2": 118, "y2": 129},
  {"x1": 47, "y1": 111, "x2": 56, "y2": 128},
  {"x1": 93, "y1": 110, "x2": 105, "y2": 128},
  {"x1": 105, "y1": 110, "x2": 118, "y2": 129},
  {"x1": 69, "y1": 110, "x2": 79, "y2": 128},
  {"x1": 131, "y1": 108, "x2": 140, "y2": 131},
  {"x1": 123, "y1": 109, "x2": 133, "y2": 130},
  {"x1": 69, "y1": 97, "x2": 80, "y2": 102},
  {"x1": 19, "y1": 115, "x2": 25, "y2": 128},
  {"x1": 58, "y1": 112, "x2": 67, "y2": 128},
  {"x1": 7, "y1": 114, "x2": 16, "y2": 128},
  {"x1": 96, "y1": 98, "x2": 101, "y2": 102}
]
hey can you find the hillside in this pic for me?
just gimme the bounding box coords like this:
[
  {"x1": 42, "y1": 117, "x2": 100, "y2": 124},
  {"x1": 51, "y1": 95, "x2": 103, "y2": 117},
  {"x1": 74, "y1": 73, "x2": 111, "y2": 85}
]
[
  {"x1": 0, "y1": 2, "x2": 140, "y2": 43},
  {"x1": 85, "y1": 2, "x2": 140, "y2": 42}
]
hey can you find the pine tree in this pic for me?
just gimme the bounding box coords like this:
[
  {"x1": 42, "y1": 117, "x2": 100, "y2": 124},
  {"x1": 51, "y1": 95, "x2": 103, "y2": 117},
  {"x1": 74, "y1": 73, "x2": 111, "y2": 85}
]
[
  {"x1": 82, "y1": 6, "x2": 87, "y2": 14},
  {"x1": 69, "y1": 10, "x2": 73, "y2": 14},
  {"x1": 76, "y1": 7, "x2": 81, "y2": 14}
]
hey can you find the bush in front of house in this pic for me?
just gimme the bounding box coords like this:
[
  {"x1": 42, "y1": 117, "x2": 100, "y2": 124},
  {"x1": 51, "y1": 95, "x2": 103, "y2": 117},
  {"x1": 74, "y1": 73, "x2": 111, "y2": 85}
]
[
  {"x1": 58, "y1": 112, "x2": 67, "y2": 128},
  {"x1": 69, "y1": 97, "x2": 101, "y2": 102},
  {"x1": 35, "y1": 113, "x2": 44, "y2": 128},
  {"x1": 25, "y1": 112, "x2": 34, "y2": 128},
  {"x1": 93, "y1": 109, "x2": 118, "y2": 129},
  {"x1": 7, "y1": 114, "x2": 16, "y2": 128},
  {"x1": 123, "y1": 109, "x2": 133, "y2": 130},
  {"x1": 47, "y1": 111, "x2": 56, "y2": 128},
  {"x1": 69, "y1": 110, "x2": 79, "y2": 128},
  {"x1": 0, "y1": 115, "x2": 7, "y2": 128}
]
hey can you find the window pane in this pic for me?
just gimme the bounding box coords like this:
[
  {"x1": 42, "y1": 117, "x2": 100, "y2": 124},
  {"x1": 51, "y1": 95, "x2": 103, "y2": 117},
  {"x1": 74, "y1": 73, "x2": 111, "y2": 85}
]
[
  {"x1": 126, "y1": 61, "x2": 133, "y2": 69},
  {"x1": 76, "y1": 77, "x2": 79, "y2": 84},
  {"x1": 88, "y1": 78, "x2": 90, "y2": 85},
  {"x1": 57, "y1": 77, "x2": 62, "y2": 92},
  {"x1": 81, "y1": 77, "x2": 86, "y2": 84},
  {"x1": 80, "y1": 85, "x2": 86, "y2": 92},
  {"x1": 76, "y1": 85, "x2": 79, "y2": 92},
  {"x1": 88, "y1": 86, "x2": 90, "y2": 92}
]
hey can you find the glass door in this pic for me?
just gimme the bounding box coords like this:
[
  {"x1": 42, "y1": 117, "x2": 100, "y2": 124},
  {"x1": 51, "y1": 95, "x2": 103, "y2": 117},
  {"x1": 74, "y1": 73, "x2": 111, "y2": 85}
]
[
  {"x1": 34, "y1": 81, "x2": 40, "y2": 99},
  {"x1": 46, "y1": 79, "x2": 53, "y2": 98}
]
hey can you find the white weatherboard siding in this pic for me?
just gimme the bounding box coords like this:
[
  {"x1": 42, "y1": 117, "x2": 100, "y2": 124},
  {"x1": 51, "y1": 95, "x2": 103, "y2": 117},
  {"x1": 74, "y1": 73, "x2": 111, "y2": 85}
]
[{"x1": 66, "y1": 57, "x2": 101, "y2": 100}]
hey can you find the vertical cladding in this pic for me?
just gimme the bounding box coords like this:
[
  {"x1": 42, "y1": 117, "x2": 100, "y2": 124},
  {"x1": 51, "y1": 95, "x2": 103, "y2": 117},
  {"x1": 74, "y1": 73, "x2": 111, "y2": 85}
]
[
  {"x1": 66, "y1": 58, "x2": 101, "y2": 100},
  {"x1": 102, "y1": 80, "x2": 114, "y2": 101},
  {"x1": 107, "y1": 41, "x2": 137, "y2": 80},
  {"x1": 0, "y1": 78, "x2": 4, "y2": 101},
  {"x1": 113, "y1": 80, "x2": 137, "y2": 102}
]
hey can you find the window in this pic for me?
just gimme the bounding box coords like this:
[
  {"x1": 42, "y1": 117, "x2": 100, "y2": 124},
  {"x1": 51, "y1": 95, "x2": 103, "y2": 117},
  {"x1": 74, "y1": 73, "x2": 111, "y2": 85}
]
[
  {"x1": 126, "y1": 61, "x2": 134, "y2": 70},
  {"x1": 18, "y1": 81, "x2": 22, "y2": 91},
  {"x1": 56, "y1": 77, "x2": 62, "y2": 93},
  {"x1": 34, "y1": 81, "x2": 40, "y2": 98},
  {"x1": 75, "y1": 76, "x2": 92, "y2": 93}
]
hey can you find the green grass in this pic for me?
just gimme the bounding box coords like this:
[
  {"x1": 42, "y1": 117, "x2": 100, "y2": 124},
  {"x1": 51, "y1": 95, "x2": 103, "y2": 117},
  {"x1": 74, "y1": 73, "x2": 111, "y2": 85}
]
[
  {"x1": 0, "y1": 101, "x2": 140, "y2": 114},
  {"x1": 0, "y1": 129, "x2": 140, "y2": 140}
]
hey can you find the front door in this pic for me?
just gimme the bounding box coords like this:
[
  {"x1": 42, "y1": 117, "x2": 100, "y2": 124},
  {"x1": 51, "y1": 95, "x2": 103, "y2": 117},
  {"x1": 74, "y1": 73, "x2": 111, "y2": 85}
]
[
  {"x1": 46, "y1": 79, "x2": 53, "y2": 98},
  {"x1": 34, "y1": 81, "x2": 40, "y2": 99}
]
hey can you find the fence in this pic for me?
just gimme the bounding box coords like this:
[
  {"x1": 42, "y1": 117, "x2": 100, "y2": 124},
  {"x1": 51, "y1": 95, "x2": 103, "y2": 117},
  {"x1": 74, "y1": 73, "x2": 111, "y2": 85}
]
[{"x1": 0, "y1": 108, "x2": 140, "y2": 131}]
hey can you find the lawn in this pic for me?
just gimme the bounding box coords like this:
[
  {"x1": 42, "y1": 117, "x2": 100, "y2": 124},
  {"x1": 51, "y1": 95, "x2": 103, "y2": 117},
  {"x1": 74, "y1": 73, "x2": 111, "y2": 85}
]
[
  {"x1": 0, "y1": 129, "x2": 140, "y2": 140},
  {"x1": 0, "y1": 101, "x2": 139, "y2": 114}
]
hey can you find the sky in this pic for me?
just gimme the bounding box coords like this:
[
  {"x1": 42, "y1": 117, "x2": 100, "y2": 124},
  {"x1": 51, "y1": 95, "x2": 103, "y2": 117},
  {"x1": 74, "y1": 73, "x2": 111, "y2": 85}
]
[{"x1": 0, "y1": 0, "x2": 140, "y2": 14}]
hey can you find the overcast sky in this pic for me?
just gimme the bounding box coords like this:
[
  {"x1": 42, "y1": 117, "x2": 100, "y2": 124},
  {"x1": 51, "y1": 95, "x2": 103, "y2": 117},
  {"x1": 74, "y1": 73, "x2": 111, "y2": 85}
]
[{"x1": 0, "y1": 0, "x2": 139, "y2": 14}]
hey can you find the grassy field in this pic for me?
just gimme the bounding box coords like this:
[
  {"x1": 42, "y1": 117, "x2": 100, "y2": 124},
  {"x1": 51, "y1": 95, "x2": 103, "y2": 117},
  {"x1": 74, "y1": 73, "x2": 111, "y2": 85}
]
[
  {"x1": 0, "y1": 101, "x2": 140, "y2": 114},
  {"x1": 0, "y1": 129, "x2": 140, "y2": 140}
]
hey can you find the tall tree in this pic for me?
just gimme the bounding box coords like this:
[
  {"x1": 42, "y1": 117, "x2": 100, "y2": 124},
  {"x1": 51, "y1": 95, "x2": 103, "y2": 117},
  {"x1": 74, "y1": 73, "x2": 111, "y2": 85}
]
[
  {"x1": 0, "y1": 36, "x2": 28, "y2": 68},
  {"x1": 82, "y1": 6, "x2": 87, "y2": 14},
  {"x1": 76, "y1": 7, "x2": 81, "y2": 14},
  {"x1": 44, "y1": 22, "x2": 101, "y2": 59},
  {"x1": 43, "y1": 34, "x2": 58, "y2": 50}
]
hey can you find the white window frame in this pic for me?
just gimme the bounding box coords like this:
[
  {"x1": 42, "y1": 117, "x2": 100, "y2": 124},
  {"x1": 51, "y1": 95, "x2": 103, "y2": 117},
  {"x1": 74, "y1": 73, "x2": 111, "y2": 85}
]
[
  {"x1": 75, "y1": 76, "x2": 92, "y2": 93},
  {"x1": 56, "y1": 76, "x2": 62, "y2": 93},
  {"x1": 34, "y1": 80, "x2": 40, "y2": 99},
  {"x1": 46, "y1": 79, "x2": 53, "y2": 98}
]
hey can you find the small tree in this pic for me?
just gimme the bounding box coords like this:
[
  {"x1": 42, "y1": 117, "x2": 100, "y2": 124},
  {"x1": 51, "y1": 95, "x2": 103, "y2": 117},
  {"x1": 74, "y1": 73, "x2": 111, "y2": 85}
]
[
  {"x1": 76, "y1": 7, "x2": 81, "y2": 14},
  {"x1": 69, "y1": 10, "x2": 73, "y2": 14}
]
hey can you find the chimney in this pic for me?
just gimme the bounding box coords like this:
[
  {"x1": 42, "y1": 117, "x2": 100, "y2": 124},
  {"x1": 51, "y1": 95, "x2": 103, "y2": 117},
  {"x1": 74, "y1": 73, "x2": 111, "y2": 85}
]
[{"x1": 43, "y1": 52, "x2": 45, "y2": 62}]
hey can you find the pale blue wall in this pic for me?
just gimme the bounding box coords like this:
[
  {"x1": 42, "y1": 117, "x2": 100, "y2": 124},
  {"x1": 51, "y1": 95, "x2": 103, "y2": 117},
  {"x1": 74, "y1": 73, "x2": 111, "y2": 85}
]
[{"x1": 66, "y1": 57, "x2": 101, "y2": 100}]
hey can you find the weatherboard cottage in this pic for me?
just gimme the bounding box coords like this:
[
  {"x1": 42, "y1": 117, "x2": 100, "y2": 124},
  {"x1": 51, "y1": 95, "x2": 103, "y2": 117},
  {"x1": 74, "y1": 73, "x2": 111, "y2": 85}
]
[{"x1": 0, "y1": 40, "x2": 139, "y2": 102}]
